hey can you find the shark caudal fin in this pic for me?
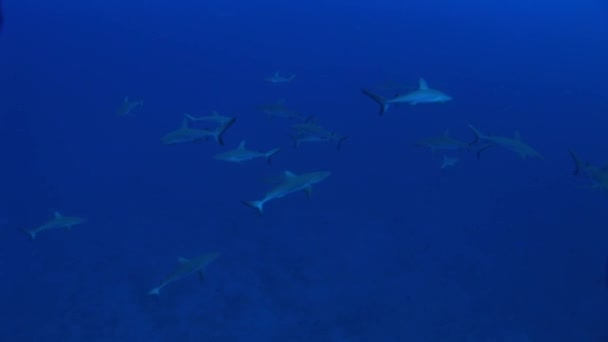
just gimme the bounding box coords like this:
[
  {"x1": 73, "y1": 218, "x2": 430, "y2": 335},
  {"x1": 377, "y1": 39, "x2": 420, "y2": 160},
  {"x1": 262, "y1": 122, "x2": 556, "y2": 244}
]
[
  {"x1": 214, "y1": 118, "x2": 237, "y2": 146},
  {"x1": 569, "y1": 150, "x2": 583, "y2": 176},
  {"x1": 265, "y1": 148, "x2": 281, "y2": 165},
  {"x1": 467, "y1": 124, "x2": 486, "y2": 145},
  {"x1": 242, "y1": 200, "x2": 264, "y2": 215},
  {"x1": 361, "y1": 89, "x2": 390, "y2": 115},
  {"x1": 336, "y1": 136, "x2": 349, "y2": 150}
]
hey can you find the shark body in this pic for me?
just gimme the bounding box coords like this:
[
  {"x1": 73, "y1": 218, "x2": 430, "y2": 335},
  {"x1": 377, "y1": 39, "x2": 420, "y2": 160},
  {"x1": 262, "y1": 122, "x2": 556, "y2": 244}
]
[
  {"x1": 161, "y1": 118, "x2": 235, "y2": 145},
  {"x1": 23, "y1": 212, "x2": 86, "y2": 240},
  {"x1": 148, "y1": 252, "x2": 219, "y2": 296},
  {"x1": 214, "y1": 141, "x2": 280, "y2": 164},
  {"x1": 117, "y1": 96, "x2": 144, "y2": 116},
  {"x1": 569, "y1": 150, "x2": 608, "y2": 191},
  {"x1": 265, "y1": 72, "x2": 296, "y2": 83},
  {"x1": 361, "y1": 78, "x2": 452, "y2": 115},
  {"x1": 468, "y1": 125, "x2": 543, "y2": 160},
  {"x1": 243, "y1": 170, "x2": 331, "y2": 214}
]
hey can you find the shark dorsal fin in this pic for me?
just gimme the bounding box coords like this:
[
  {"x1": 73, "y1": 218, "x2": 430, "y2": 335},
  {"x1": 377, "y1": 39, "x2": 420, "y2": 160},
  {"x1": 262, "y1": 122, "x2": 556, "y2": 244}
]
[
  {"x1": 283, "y1": 170, "x2": 297, "y2": 179},
  {"x1": 274, "y1": 72, "x2": 280, "y2": 77},
  {"x1": 419, "y1": 78, "x2": 429, "y2": 90},
  {"x1": 211, "y1": 110, "x2": 220, "y2": 116},
  {"x1": 443, "y1": 129, "x2": 450, "y2": 137},
  {"x1": 238, "y1": 140, "x2": 246, "y2": 149},
  {"x1": 181, "y1": 118, "x2": 189, "y2": 129},
  {"x1": 124, "y1": 96, "x2": 129, "y2": 103},
  {"x1": 54, "y1": 211, "x2": 62, "y2": 218},
  {"x1": 178, "y1": 257, "x2": 189, "y2": 264},
  {"x1": 514, "y1": 131, "x2": 521, "y2": 140}
]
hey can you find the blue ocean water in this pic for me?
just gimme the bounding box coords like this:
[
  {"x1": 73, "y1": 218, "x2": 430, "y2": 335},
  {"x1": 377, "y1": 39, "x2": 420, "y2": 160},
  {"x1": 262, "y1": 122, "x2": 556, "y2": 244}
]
[{"x1": 1, "y1": 0, "x2": 607, "y2": 340}]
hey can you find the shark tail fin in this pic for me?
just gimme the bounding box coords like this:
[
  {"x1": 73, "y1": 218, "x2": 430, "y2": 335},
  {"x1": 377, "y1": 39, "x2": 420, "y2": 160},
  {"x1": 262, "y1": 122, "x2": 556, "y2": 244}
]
[
  {"x1": 361, "y1": 89, "x2": 390, "y2": 115},
  {"x1": 214, "y1": 118, "x2": 237, "y2": 146},
  {"x1": 265, "y1": 148, "x2": 281, "y2": 165},
  {"x1": 467, "y1": 124, "x2": 484, "y2": 145},
  {"x1": 242, "y1": 200, "x2": 264, "y2": 215},
  {"x1": 569, "y1": 150, "x2": 582, "y2": 176},
  {"x1": 337, "y1": 136, "x2": 349, "y2": 150},
  {"x1": 147, "y1": 287, "x2": 161, "y2": 296},
  {"x1": 288, "y1": 74, "x2": 296, "y2": 81}
]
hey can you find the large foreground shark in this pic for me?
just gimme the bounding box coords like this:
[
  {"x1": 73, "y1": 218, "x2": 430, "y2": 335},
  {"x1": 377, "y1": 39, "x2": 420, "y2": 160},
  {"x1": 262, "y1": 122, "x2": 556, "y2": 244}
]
[
  {"x1": 23, "y1": 212, "x2": 86, "y2": 240},
  {"x1": 148, "y1": 252, "x2": 219, "y2": 296},
  {"x1": 468, "y1": 124, "x2": 543, "y2": 160},
  {"x1": 361, "y1": 78, "x2": 452, "y2": 115},
  {"x1": 243, "y1": 170, "x2": 331, "y2": 214},
  {"x1": 161, "y1": 117, "x2": 235, "y2": 145}
]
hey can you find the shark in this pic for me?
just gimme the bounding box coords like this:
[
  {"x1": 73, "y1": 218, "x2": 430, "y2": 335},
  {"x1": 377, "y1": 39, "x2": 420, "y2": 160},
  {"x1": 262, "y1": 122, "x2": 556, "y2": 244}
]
[
  {"x1": 255, "y1": 100, "x2": 306, "y2": 120},
  {"x1": 161, "y1": 117, "x2": 236, "y2": 146},
  {"x1": 415, "y1": 129, "x2": 472, "y2": 153},
  {"x1": 148, "y1": 252, "x2": 219, "y2": 296},
  {"x1": 214, "y1": 141, "x2": 280, "y2": 164},
  {"x1": 467, "y1": 124, "x2": 543, "y2": 160},
  {"x1": 361, "y1": 78, "x2": 452, "y2": 115},
  {"x1": 23, "y1": 211, "x2": 86, "y2": 240},
  {"x1": 243, "y1": 170, "x2": 331, "y2": 214},
  {"x1": 117, "y1": 96, "x2": 144, "y2": 116},
  {"x1": 291, "y1": 121, "x2": 348, "y2": 150},
  {"x1": 441, "y1": 155, "x2": 459, "y2": 169},
  {"x1": 265, "y1": 72, "x2": 296, "y2": 83},
  {"x1": 569, "y1": 150, "x2": 608, "y2": 191},
  {"x1": 184, "y1": 111, "x2": 235, "y2": 127}
]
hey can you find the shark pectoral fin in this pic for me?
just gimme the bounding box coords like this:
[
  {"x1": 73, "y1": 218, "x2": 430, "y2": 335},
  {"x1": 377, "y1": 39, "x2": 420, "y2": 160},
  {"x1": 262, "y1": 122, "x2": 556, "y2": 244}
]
[
  {"x1": 54, "y1": 211, "x2": 63, "y2": 218},
  {"x1": 178, "y1": 257, "x2": 189, "y2": 264},
  {"x1": 242, "y1": 200, "x2": 264, "y2": 215},
  {"x1": 304, "y1": 186, "x2": 313, "y2": 199},
  {"x1": 197, "y1": 270, "x2": 206, "y2": 282},
  {"x1": 22, "y1": 229, "x2": 36, "y2": 240}
]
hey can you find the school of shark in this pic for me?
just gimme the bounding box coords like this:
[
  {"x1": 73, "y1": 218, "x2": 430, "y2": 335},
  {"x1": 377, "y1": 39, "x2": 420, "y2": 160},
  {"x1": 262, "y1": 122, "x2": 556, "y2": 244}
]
[{"x1": 13, "y1": 70, "x2": 606, "y2": 297}]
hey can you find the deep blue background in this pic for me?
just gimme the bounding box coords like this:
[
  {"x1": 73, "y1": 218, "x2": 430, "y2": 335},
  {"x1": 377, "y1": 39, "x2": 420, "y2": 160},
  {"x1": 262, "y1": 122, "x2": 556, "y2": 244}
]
[{"x1": 1, "y1": 0, "x2": 607, "y2": 340}]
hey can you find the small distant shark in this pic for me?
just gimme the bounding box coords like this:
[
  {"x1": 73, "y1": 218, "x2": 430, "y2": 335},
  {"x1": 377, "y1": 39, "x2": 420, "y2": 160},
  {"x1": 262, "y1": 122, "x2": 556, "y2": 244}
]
[
  {"x1": 117, "y1": 96, "x2": 144, "y2": 116},
  {"x1": 291, "y1": 120, "x2": 348, "y2": 150},
  {"x1": 184, "y1": 111, "x2": 235, "y2": 127},
  {"x1": 441, "y1": 155, "x2": 459, "y2": 169},
  {"x1": 569, "y1": 150, "x2": 608, "y2": 191},
  {"x1": 256, "y1": 100, "x2": 305, "y2": 120},
  {"x1": 214, "y1": 140, "x2": 280, "y2": 164},
  {"x1": 243, "y1": 170, "x2": 331, "y2": 214},
  {"x1": 361, "y1": 78, "x2": 452, "y2": 115},
  {"x1": 148, "y1": 252, "x2": 219, "y2": 296},
  {"x1": 161, "y1": 117, "x2": 236, "y2": 146},
  {"x1": 415, "y1": 129, "x2": 472, "y2": 153},
  {"x1": 468, "y1": 124, "x2": 543, "y2": 160},
  {"x1": 265, "y1": 72, "x2": 296, "y2": 83},
  {"x1": 23, "y1": 211, "x2": 86, "y2": 240}
]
